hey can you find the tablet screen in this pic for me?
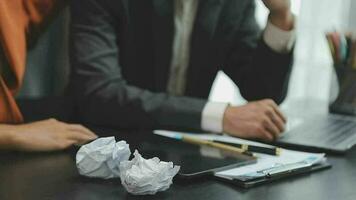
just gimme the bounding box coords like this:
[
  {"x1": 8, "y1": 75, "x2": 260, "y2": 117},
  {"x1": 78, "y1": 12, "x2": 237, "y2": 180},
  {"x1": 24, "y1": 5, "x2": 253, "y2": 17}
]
[{"x1": 132, "y1": 134, "x2": 255, "y2": 177}]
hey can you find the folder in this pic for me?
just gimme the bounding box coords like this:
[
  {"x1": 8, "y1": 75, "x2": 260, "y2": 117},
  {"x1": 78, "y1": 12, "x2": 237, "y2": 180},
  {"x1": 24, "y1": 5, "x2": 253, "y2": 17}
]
[{"x1": 214, "y1": 149, "x2": 331, "y2": 188}]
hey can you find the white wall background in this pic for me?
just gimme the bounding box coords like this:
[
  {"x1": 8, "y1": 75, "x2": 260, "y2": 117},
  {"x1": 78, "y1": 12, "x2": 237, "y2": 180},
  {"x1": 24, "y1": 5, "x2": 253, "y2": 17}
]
[{"x1": 209, "y1": 0, "x2": 354, "y2": 109}]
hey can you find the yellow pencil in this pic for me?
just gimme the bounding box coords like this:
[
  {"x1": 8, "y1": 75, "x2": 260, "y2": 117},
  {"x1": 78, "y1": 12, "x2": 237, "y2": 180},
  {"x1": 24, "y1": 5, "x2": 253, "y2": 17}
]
[
  {"x1": 179, "y1": 135, "x2": 256, "y2": 158},
  {"x1": 351, "y1": 39, "x2": 356, "y2": 69},
  {"x1": 326, "y1": 34, "x2": 336, "y2": 63}
]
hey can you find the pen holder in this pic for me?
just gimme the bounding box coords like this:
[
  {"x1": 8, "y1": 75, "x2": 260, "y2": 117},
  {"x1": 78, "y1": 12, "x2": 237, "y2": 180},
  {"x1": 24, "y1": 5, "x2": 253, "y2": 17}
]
[{"x1": 329, "y1": 65, "x2": 356, "y2": 115}]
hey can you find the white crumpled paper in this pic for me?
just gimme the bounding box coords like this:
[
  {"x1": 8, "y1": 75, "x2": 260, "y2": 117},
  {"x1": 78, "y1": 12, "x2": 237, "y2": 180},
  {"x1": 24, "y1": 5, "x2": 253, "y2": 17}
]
[
  {"x1": 76, "y1": 137, "x2": 180, "y2": 195},
  {"x1": 119, "y1": 150, "x2": 180, "y2": 195},
  {"x1": 76, "y1": 137, "x2": 131, "y2": 179}
]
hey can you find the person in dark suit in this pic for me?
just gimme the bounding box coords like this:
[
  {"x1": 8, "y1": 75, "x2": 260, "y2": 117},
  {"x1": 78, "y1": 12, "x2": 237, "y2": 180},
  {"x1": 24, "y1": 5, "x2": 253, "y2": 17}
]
[{"x1": 70, "y1": 0, "x2": 295, "y2": 141}]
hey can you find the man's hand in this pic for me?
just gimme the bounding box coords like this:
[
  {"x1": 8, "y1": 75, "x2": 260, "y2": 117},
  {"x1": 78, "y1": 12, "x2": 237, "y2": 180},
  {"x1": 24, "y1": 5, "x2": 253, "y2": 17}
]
[
  {"x1": 4, "y1": 119, "x2": 97, "y2": 152},
  {"x1": 261, "y1": 0, "x2": 294, "y2": 31},
  {"x1": 223, "y1": 99, "x2": 286, "y2": 142}
]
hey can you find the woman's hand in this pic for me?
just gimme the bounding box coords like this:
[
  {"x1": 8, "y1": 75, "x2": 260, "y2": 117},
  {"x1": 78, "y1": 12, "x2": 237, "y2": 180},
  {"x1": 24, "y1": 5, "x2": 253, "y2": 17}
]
[{"x1": 1, "y1": 119, "x2": 97, "y2": 152}]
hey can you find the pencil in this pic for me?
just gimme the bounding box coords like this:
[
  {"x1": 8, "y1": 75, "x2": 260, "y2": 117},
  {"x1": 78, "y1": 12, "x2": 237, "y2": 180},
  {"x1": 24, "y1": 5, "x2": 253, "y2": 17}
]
[
  {"x1": 331, "y1": 32, "x2": 341, "y2": 64},
  {"x1": 176, "y1": 135, "x2": 255, "y2": 158},
  {"x1": 212, "y1": 140, "x2": 282, "y2": 156},
  {"x1": 326, "y1": 34, "x2": 336, "y2": 63},
  {"x1": 351, "y1": 39, "x2": 356, "y2": 69}
]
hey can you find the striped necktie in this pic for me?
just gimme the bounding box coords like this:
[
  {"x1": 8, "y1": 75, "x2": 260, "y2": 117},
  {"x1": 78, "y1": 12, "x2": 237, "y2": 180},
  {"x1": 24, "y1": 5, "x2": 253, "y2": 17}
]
[{"x1": 167, "y1": 0, "x2": 199, "y2": 96}]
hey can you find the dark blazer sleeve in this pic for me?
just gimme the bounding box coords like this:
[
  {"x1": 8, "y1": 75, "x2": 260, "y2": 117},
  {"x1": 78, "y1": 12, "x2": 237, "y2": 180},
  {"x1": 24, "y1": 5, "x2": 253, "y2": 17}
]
[
  {"x1": 222, "y1": 0, "x2": 293, "y2": 104},
  {"x1": 69, "y1": 0, "x2": 206, "y2": 130}
]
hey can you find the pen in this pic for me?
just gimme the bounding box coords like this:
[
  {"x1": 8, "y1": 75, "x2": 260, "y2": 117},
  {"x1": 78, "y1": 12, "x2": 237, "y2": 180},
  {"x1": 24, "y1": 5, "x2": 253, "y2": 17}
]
[
  {"x1": 345, "y1": 35, "x2": 352, "y2": 65},
  {"x1": 212, "y1": 140, "x2": 282, "y2": 156},
  {"x1": 174, "y1": 135, "x2": 255, "y2": 158},
  {"x1": 339, "y1": 34, "x2": 348, "y2": 63}
]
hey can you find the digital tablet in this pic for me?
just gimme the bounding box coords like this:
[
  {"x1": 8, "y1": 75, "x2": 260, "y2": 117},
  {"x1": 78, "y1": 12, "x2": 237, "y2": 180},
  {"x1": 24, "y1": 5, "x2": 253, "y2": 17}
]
[{"x1": 133, "y1": 134, "x2": 256, "y2": 178}]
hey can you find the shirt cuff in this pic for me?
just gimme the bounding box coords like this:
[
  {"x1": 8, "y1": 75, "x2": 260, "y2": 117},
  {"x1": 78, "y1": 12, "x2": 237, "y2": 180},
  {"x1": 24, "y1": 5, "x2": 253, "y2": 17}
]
[
  {"x1": 263, "y1": 19, "x2": 296, "y2": 53},
  {"x1": 201, "y1": 102, "x2": 229, "y2": 133}
]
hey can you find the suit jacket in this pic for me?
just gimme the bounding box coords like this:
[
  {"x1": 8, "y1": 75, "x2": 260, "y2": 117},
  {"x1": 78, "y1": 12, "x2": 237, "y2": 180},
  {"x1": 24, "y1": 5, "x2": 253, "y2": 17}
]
[{"x1": 69, "y1": 0, "x2": 293, "y2": 130}]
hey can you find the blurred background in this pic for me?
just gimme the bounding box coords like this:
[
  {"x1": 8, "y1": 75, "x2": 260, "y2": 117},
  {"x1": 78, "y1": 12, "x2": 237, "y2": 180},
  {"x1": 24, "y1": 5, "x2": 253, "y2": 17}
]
[
  {"x1": 210, "y1": 0, "x2": 356, "y2": 110},
  {"x1": 18, "y1": 0, "x2": 356, "y2": 114}
]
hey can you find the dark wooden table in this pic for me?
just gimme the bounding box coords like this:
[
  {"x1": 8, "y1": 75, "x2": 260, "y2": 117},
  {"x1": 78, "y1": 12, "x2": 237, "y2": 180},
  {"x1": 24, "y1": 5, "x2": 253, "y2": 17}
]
[{"x1": 0, "y1": 98, "x2": 355, "y2": 200}]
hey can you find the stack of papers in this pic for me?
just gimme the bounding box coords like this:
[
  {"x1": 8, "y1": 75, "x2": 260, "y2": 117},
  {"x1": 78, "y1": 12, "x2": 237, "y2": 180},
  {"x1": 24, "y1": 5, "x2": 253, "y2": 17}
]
[{"x1": 215, "y1": 149, "x2": 325, "y2": 179}]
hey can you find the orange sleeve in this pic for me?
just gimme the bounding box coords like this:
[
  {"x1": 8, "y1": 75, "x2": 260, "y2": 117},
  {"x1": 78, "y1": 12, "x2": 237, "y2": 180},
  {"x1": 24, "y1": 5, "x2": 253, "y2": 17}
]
[{"x1": 0, "y1": 0, "x2": 65, "y2": 123}]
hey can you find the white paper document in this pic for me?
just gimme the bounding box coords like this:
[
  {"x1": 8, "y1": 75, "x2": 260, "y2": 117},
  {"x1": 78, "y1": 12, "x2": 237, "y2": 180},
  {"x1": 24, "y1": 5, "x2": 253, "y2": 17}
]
[{"x1": 215, "y1": 149, "x2": 325, "y2": 178}]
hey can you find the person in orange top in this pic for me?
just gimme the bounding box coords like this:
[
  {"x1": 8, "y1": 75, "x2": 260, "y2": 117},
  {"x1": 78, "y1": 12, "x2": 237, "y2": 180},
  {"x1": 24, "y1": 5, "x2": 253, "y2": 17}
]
[{"x1": 0, "y1": 0, "x2": 97, "y2": 151}]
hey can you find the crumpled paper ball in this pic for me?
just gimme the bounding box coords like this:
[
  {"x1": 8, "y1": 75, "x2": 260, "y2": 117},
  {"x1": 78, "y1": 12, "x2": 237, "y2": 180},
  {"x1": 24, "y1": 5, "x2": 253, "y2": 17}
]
[
  {"x1": 76, "y1": 137, "x2": 131, "y2": 179},
  {"x1": 119, "y1": 150, "x2": 180, "y2": 195}
]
